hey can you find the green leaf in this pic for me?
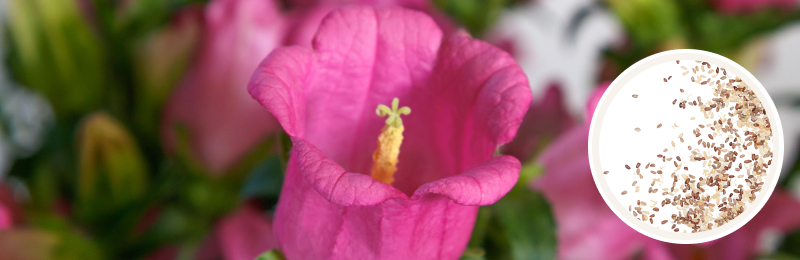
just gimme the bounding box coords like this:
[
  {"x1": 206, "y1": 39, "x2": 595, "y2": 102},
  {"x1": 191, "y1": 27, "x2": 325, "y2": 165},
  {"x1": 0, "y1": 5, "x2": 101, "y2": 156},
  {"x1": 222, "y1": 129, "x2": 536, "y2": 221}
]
[
  {"x1": 240, "y1": 156, "x2": 284, "y2": 199},
  {"x1": 433, "y1": 0, "x2": 511, "y2": 36},
  {"x1": 6, "y1": 0, "x2": 108, "y2": 117},
  {"x1": 777, "y1": 231, "x2": 800, "y2": 258},
  {"x1": 75, "y1": 112, "x2": 148, "y2": 223},
  {"x1": 467, "y1": 186, "x2": 557, "y2": 260},
  {"x1": 608, "y1": 0, "x2": 683, "y2": 49},
  {"x1": 255, "y1": 249, "x2": 286, "y2": 260},
  {"x1": 28, "y1": 215, "x2": 106, "y2": 260}
]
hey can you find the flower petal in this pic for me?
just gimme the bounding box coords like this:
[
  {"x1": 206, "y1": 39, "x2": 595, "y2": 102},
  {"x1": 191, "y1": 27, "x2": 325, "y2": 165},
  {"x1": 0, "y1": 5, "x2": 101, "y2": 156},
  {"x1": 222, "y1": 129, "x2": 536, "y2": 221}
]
[
  {"x1": 162, "y1": 0, "x2": 285, "y2": 173},
  {"x1": 292, "y1": 137, "x2": 409, "y2": 206},
  {"x1": 412, "y1": 155, "x2": 521, "y2": 206},
  {"x1": 218, "y1": 206, "x2": 278, "y2": 260}
]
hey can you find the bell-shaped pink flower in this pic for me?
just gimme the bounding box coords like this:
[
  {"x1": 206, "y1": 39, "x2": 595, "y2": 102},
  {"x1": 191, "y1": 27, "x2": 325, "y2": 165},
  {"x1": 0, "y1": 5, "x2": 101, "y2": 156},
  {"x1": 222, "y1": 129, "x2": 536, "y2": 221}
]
[
  {"x1": 534, "y1": 84, "x2": 800, "y2": 260},
  {"x1": 248, "y1": 6, "x2": 531, "y2": 259},
  {"x1": 162, "y1": 0, "x2": 455, "y2": 174}
]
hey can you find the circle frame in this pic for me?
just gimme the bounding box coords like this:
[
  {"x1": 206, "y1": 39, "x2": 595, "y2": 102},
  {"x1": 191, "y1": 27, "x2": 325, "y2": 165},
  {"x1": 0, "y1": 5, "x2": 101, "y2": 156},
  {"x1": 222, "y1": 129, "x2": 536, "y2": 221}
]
[{"x1": 587, "y1": 49, "x2": 784, "y2": 244}]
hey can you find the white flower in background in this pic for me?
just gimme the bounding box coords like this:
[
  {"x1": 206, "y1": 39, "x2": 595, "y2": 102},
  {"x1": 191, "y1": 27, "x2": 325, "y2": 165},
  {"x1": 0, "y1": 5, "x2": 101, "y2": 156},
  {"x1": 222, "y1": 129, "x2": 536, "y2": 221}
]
[
  {"x1": 0, "y1": 86, "x2": 54, "y2": 179},
  {"x1": 487, "y1": 0, "x2": 624, "y2": 116},
  {"x1": 1, "y1": 87, "x2": 54, "y2": 157},
  {"x1": 0, "y1": 0, "x2": 54, "y2": 178},
  {"x1": 740, "y1": 22, "x2": 800, "y2": 176}
]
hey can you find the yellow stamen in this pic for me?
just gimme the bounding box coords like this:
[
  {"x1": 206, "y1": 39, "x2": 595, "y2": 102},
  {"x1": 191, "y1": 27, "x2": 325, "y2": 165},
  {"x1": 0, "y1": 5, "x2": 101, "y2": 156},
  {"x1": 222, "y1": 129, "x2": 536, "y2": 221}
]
[{"x1": 371, "y1": 98, "x2": 411, "y2": 185}]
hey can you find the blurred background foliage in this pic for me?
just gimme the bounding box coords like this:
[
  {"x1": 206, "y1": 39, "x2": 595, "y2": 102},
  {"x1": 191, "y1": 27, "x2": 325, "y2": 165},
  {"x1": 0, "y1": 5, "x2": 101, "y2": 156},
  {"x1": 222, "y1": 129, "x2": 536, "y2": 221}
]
[{"x1": 0, "y1": 0, "x2": 799, "y2": 259}]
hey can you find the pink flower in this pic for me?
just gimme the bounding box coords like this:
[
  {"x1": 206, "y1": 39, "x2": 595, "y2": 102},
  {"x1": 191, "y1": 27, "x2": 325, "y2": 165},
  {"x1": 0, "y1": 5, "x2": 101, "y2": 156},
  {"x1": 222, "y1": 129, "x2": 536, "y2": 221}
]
[
  {"x1": 161, "y1": 0, "x2": 454, "y2": 174},
  {"x1": 502, "y1": 84, "x2": 575, "y2": 161},
  {"x1": 709, "y1": 0, "x2": 798, "y2": 14},
  {"x1": 0, "y1": 184, "x2": 20, "y2": 230},
  {"x1": 162, "y1": 0, "x2": 286, "y2": 173},
  {"x1": 534, "y1": 84, "x2": 800, "y2": 260},
  {"x1": 217, "y1": 205, "x2": 278, "y2": 260},
  {"x1": 248, "y1": 6, "x2": 531, "y2": 259},
  {"x1": 0, "y1": 205, "x2": 10, "y2": 230}
]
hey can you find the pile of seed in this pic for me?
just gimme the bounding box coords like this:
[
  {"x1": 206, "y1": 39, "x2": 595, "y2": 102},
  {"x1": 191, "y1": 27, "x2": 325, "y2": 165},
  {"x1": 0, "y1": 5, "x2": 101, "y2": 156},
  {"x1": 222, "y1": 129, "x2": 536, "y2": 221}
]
[{"x1": 611, "y1": 60, "x2": 773, "y2": 233}]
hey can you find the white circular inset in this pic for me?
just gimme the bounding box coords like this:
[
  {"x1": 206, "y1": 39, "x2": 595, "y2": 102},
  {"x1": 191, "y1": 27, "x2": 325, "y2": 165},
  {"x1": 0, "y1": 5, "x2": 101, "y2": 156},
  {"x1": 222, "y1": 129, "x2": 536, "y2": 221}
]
[{"x1": 588, "y1": 49, "x2": 783, "y2": 244}]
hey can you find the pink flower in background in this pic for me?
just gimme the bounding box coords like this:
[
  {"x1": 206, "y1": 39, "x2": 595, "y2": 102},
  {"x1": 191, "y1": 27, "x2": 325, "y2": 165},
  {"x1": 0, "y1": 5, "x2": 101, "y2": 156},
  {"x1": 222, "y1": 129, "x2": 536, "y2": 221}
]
[
  {"x1": 161, "y1": 0, "x2": 454, "y2": 174},
  {"x1": 709, "y1": 0, "x2": 798, "y2": 14},
  {"x1": 534, "y1": 84, "x2": 800, "y2": 260},
  {"x1": 217, "y1": 205, "x2": 277, "y2": 260},
  {"x1": 162, "y1": 0, "x2": 286, "y2": 174},
  {"x1": 248, "y1": 6, "x2": 530, "y2": 259},
  {"x1": 502, "y1": 84, "x2": 574, "y2": 162},
  {"x1": 0, "y1": 204, "x2": 11, "y2": 230}
]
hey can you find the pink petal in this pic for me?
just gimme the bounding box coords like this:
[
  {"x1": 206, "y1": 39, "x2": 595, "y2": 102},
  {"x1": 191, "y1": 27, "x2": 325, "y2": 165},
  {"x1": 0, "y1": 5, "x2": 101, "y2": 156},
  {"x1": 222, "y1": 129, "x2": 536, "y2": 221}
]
[
  {"x1": 710, "y1": 0, "x2": 798, "y2": 14},
  {"x1": 412, "y1": 155, "x2": 521, "y2": 206},
  {"x1": 161, "y1": 0, "x2": 285, "y2": 174},
  {"x1": 274, "y1": 149, "x2": 481, "y2": 259},
  {"x1": 585, "y1": 82, "x2": 609, "y2": 126},
  {"x1": 292, "y1": 137, "x2": 408, "y2": 206},
  {"x1": 502, "y1": 84, "x2": 575, "y2": 161},
  {"x1": 0, "y1": 205, "x2": 10, "y2": 230},
  {"x1": 217, "y1": 206, "x2": 278, "y2": 260}
]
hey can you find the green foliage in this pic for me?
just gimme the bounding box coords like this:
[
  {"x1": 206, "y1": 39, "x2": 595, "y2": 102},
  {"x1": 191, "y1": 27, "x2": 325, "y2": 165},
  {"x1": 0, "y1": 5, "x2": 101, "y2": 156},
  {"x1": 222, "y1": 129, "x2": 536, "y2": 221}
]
[
  {"x1": 433, "y1": 0, "x2": 515, "y2": 36},
  {"x1": 255, "y1": 250, "x2": 286, "y2": 260},
  {"x1": 6, "y1": 0, "x2": 107, "y2": 117},
  {"x1": 466, "y1": 164, "x2": 557, "y2": 260}
]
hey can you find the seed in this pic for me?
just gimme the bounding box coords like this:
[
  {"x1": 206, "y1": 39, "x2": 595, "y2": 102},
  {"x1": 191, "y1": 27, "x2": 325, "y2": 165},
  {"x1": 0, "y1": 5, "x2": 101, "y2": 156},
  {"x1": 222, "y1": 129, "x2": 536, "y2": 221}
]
[
  {"x1": 680, "y1": 89, "x2": 684, "y2": 93},
  {"x1": 625, "y1": 165, "x2": 631, "y2": 170},
  {"x1": 657, "y1": 123, "x2": 662, "y2": 128},
  {"x1": 622, "y1": 191, "x2": 628, "y2": 195},
  {"x1": 604, "y1": 171, "x2": 609, "y2": 174},
  {"x1": 635, "y1": 127, "x2": 641, "y2": 132}
]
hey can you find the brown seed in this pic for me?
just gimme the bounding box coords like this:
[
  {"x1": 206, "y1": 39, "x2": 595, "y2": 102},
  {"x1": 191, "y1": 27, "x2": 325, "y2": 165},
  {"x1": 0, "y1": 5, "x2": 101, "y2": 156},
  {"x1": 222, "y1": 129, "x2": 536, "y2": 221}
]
[
  {"x1": 664, "y1": 78, "x2": 668, "y2": 82},
  {"x1": 657, "y1": 123, "x2": 662, "y2": 128},
  {"x1": 622, "y1": 191, "x2": 628, "y2": 195},
  {"x1": 632, "y1": 94, "x2": 639, "y2": 98},
  {"x1": 625, "y1": 165, "x2": 631, "y2": 170},
  {"x1": 661, "y1": 220, "x2": 668, "y2": 224},
  {"x1": 636, "y1": 163, "x2": 641, "y2": 168},
  {"x1": 603, "y1": 171, "x2": 609, "y2": 174}
]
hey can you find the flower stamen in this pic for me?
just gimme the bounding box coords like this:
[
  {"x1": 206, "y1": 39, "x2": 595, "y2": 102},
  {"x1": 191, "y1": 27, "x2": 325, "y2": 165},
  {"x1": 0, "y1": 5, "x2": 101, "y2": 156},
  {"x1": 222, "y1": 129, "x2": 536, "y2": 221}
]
[{"x1": 371, "y1": 98, "x2": 410, "y2": 185}]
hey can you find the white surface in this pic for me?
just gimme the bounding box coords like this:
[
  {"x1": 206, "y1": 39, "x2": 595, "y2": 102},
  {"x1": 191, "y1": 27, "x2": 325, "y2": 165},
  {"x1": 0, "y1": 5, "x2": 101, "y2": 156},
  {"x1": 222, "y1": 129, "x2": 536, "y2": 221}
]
[{"x1": 589, "y1": 50, "x2": 784, "y2": 244}]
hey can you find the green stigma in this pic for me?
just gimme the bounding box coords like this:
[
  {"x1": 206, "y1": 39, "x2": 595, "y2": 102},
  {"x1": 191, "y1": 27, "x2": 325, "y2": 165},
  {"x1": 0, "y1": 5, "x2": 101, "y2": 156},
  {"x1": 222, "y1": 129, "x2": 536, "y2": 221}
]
[{"x1": 376, "y1": 98, "x2": 411, "y2": 127}]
